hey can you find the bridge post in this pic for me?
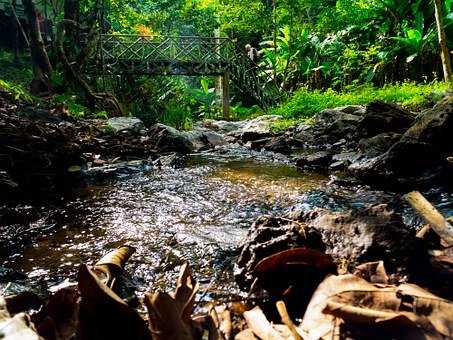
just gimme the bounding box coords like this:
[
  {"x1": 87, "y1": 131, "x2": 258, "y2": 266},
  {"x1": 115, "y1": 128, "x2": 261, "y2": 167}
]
[{"x1": 222, "y1": 71, "x2": 230, "y2": 120}]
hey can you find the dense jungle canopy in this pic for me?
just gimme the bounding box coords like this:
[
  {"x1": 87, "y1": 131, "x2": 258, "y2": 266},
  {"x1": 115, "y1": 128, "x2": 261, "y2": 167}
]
[{"x1": 1, "y1": 0, "x2": 453, "y2": 126}]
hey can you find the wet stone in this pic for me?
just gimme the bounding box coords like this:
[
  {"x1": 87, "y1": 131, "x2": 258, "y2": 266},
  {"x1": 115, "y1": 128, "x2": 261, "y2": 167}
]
[{"x1": 295, "y1": 151, "x2": 332, "y2": 169}]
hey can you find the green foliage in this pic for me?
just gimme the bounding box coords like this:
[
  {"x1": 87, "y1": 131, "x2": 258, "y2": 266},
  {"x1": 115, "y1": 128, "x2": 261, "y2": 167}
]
[
  {"x1": 0, "y1": 51, "x2": 33, "y2": 89},
  {"x1": 53, "y1": 94, "x2": 88, "y2": 118},
  {"x1": 0, "y1": 79, "x2": 35, "y2": 103},
  {"x1": 274, "y1": 81, "x2": 450, "y2": 119},
  {"x1": 230, "y1": 104, "x2": 263, "y2": 121}
]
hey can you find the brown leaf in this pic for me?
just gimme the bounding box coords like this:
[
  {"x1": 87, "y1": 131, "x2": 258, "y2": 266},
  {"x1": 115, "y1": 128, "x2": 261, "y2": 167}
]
[
  {"x1": 77, "y1": 264, "x2": 151, "y2": 340},
  {"x1": 353, "y1": 261, "x2": 389, "y2": 284},
  {"x1": 93, "y1": 245, "x2": 135, "y2": 289},
  {"x1": 301, "y1": 274, "x2": 453, "y2": 340},
  {"x1": 144, "y1": 292, "x2": 194, "y2": 340},
  {"x1": 144, "y1": 263, "x2": 198, "y2": 340},
  {"x1": 253, "y1": 248, "x2": 335, "y2": 276},
  {"x1": 32, "y1": 287, "x2": 79, "y2": 340},
  {"x1": 243, "y1": 306, "x2": 284, "y2": 340},
  {"x1": 0, "y1": 296, "x2": 42, "y2": 339}
]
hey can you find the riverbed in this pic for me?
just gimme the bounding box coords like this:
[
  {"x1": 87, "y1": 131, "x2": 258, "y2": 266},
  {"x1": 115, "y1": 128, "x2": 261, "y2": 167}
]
[{"x1": 0, "y1": 146, "x2": 327, "y2": 300}]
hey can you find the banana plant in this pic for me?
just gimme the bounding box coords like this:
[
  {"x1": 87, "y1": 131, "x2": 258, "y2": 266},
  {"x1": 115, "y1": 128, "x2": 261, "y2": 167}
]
[
  {"x1": 391, "y1": 12, "x2": 436, "y2": 63},
  {"x1": 258, "y1": 25, "x2": 302, "y2": 89}
]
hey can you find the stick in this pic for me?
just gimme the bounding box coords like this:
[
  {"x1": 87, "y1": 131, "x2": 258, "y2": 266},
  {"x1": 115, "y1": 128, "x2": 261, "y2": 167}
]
[
  {"x1": 405, "y1": 191, "x2": 453, "y2": 247},
  {"x1": 276, "y1": 301, "x2": 302, "y2": 340},
  {"x1": 243, "y1": 306, "x2": 283, "y2": 340}
]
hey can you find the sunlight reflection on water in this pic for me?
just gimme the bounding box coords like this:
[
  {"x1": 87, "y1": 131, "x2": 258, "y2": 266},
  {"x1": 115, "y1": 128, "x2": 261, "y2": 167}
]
[{"x1": 2, "y1": 148, "x2": 327, "y2": 297}]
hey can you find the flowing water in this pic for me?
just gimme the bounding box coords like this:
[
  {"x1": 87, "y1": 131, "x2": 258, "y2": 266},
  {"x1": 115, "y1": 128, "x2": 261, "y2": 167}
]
[{"x1": 0, "y1": 146, "x2": 328, "y2": 299}]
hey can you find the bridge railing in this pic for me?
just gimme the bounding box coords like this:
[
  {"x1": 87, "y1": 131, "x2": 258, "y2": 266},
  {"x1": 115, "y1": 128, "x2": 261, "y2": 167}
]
[{"x1": 90, "y1": 34, "x2": 233, "y2": 64}]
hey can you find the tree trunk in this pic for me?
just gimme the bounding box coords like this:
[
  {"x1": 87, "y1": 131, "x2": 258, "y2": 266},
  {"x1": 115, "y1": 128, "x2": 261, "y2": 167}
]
[
  {"x1": 11, "y1": 2, "x2": 19, "y2": 63},
  {"x1": 434, "y1": 0, "x2": 452, "y2": 82},
  {"x1": 64, "y1": 0, "x2": 79, "y2": 45},
  {"x1": 22, "y1": 0, "x2": 53, "y2": 94}
]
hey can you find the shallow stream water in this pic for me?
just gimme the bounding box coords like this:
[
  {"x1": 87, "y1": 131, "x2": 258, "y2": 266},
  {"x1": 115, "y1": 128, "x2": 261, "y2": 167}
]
[{"x1": 0, "y1": 146, "x2": 327, "y2": 300}]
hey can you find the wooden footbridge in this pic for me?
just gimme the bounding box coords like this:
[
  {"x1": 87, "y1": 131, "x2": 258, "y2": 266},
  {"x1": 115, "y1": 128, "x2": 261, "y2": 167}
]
[{"x1": 82, "y1": 34, "x2": 282, "y2": 115}]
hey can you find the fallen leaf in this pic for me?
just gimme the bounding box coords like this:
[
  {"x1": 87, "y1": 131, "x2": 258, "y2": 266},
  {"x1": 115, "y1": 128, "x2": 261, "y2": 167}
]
[
  {"x1": 353, "y1": 261, "x2": 389, "y2": 284},
  {"x1": 144, "y1": 263, "x2": 198, "y2": 340},
  {"x1": 301, "y1": 274, "x2": 453, "y2": 340},
  {"x1": 0, "y1": 296, "x2": 42, "y2": 339},
  {"x1": 77, "y1": 264, "x2": 151, "y2": 340},
  {"x1": 243, "y1": 306, "x2": 284, "y2": 340}
]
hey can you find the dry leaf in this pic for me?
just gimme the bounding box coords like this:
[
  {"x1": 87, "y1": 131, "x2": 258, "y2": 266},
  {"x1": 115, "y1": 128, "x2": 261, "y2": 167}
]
[
  {"x1": 301, "y1": 274, "x2": 453, "y2": 340},
  {"x1": 93, "y1": 245, "x2": 135, "y2": 290},
  {"x1": 144, "y1": 263, "x2": 199, "y2": 340},
  {"x1": 253, "y1": 248, "x2": 336, "y2": 276},
  {"x1": 243, "y1": 306, "x2": 284, "y2": 340},
  {"x1": 0, "y1": 296, "x2": 42, "y2": 339},
  {"x1": 77, "y1": 264, "x2": 151, "y2": 340},
  {"x1": 235, "y1": 329, "x2": 257, "y2": 340},
  {"x1": 353, "y1": 261, "x2": 389, "y2": 284},
  {"x1": 32, "y1": 287, "x2": 79, "y2": 340}
]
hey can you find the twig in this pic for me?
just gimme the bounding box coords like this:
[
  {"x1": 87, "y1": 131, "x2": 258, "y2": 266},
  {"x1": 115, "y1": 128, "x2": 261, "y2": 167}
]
[
  {"x1": 405, "y1": 191, "x2": 453, "y2": 247},
  {"x1": 276, "y1": 301, "x2": 302, "y2": 340}
]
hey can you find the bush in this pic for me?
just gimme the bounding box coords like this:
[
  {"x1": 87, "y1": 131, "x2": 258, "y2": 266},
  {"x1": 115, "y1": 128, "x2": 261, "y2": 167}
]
[{"x1": 274, "y1": 81, "x2": 450, "y2": 119}]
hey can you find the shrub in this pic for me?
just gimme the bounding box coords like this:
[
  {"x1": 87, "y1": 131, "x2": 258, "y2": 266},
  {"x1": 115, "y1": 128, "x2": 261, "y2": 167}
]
[{"x1": 273, "y1": 81, "x2": 450, "y2": 119}]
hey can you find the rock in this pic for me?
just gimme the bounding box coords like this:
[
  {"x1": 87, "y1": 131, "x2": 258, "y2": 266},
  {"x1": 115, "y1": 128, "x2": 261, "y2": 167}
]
[
  {"x1": 314, "y1": 106, "x2": 365, "y2": 125},
  {"x1": 235, "y1": 202, "x2": 421, "y2": 290},
  {"x1": 234, "y1": 216, "x2": 324, "y2": 289},
  {"x1": 349, "y1": 97, "x2": 453, "y2": 186},
  {"x1": 83, "y1": 160, "x2": 152, "y2": 180},
  {"x1": 358, "y1": 132, "x2": 402, "y2": 157},
  {"x1": 295, "y1": 151, "x2": 332, "y2": 169},
  {"x1": 106, "y1": 117, "x2": 145, "y2": 134},
  {"x1": 403, "y1": 96, "x2": 453, "y2": 154},
  {"x1": 294, "y1": 102, "x2": 414, "y2": 150},
  {"x1": 349, "y1": 140, "x2": 444, "y2": 186},
  {"x1": 186, "y1": 129, "x2": 227, "y2": 151},
  {"x1": 197, "y1": 119, "x2": 245, "y2": 134},
  {"x1": 264, "y1": 135, "x2": 305, "y2": 154},
  {"x1": 153, "y1": 153, "x2": 187, "y2": 168},
  {"x1": 148, "y1": 124, "x2": 194, "y2": 153},
  {"x1": 247, "y1": 138, "x2": 273, "y2": 151},
  {"x1": 240, "y1": 115, "x2": 283, "y2": 142},
  {"x1": 329, "y1": 152, "x2": 360, "y2": 171},
  {"x1": 358, "y1": 101, "x2": 415, "y2": 137},
  {"x1": 293, "y1": 106, "x2": 364, "y2": 147},
  {"x1": 299, "y1": 204, "x2": 419, "y2": 273}
]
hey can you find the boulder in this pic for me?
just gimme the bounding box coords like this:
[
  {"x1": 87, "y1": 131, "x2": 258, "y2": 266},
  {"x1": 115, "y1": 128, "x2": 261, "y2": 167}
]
[
  {"x1": 295, "y1": 151, "x2": 332, "y2": 169},
  {"x1": 235, "y1": 203, "x2": 422, "y2": 292},
  {"x1": 358, "y1": 101, "x2": 414, "y2": 137},
  {"x1": 314, "y1": 106, "x2": 365, "y2": 126},
  {"x1": 300, "y1": 204, "x2": 419, "y2": 272},
  {"x1": 349, "y1": 140, "x2": 444, "y2": 186},
  {"x1": 234, "y1": 216, "x2": 324, "y2": 289},
  {"x1": 106, "y1": 117, "x2": 145, "y2": 134},
  {"x1": 186, "y1": 129, "x2": 227, "y2": 151},
  {"x1": 350, "y1": 97, "x2": 453, "y2": 186},
  {"x1": 295, "y1": 102, "x2": 413, "y2": 149},
  {"x1": 403, "y1": 96, "x2": 453, "y2": 154},
  {"x1": 358, "y1": 132, "x2": 402, "y2": 157},
  {"x1": 148, "y1": 124, "x2": 194, "y2": 153},
  {"x1": 197, "y1": 119, "x2": 244, "y2": 134},
  {"x1": 329, "y1": 152, "x2": 360, "y2": 170},
  {"x1": 240, "y1": 115, "x2": 283, "y2": 142}
]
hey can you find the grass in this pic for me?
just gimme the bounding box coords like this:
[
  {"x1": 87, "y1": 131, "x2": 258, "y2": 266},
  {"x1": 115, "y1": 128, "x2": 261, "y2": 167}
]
[{"x1": 273, "y1": 81, "x2": 451, "y2": 120}]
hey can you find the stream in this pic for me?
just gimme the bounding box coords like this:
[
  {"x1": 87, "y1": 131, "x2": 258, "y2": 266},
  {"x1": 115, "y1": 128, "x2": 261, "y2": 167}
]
[{"x1": 0, "y1": 146, "x2": 327, "y2": 300}]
